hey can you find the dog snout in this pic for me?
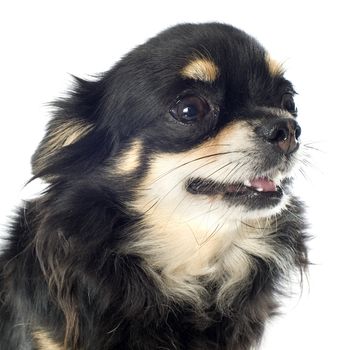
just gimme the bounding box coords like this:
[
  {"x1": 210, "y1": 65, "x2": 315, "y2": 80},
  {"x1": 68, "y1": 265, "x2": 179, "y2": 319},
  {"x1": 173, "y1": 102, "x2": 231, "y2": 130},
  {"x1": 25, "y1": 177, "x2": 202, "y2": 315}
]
[{"x1": 259, "y1": 119, "x2": 301, "y2": 155}]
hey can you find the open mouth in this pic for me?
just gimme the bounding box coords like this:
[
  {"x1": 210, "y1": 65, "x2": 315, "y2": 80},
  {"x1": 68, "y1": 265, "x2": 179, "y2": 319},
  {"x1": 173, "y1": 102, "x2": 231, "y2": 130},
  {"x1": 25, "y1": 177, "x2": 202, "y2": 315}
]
[{"x1": 186, "y1": 176, "x2": 288, "y2": 207}]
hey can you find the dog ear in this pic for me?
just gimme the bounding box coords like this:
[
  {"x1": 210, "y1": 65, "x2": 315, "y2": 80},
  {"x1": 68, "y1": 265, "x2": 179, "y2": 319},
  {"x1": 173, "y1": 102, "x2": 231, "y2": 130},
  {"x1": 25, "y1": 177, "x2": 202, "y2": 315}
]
[{"x1": 32, "y1": 76, "x2": 115, "y2": 180}]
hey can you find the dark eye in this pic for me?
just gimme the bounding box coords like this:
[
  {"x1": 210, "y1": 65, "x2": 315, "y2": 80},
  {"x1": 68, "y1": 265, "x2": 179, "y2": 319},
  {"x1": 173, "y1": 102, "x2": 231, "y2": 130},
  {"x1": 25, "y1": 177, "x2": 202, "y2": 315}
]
[
  {"x1": 170, "y1": 95, "x2": 210, "y2": 123},
  {"x1": 281, "y1": 93, "x2": 297, "y2": 115}
]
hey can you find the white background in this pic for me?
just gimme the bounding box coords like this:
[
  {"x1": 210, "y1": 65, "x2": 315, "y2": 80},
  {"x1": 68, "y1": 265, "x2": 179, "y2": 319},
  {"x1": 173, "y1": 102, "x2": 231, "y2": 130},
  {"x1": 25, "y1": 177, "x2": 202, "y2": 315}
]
[{"x1": 1, "y1": 1, "x2": 349, "y2": 349}]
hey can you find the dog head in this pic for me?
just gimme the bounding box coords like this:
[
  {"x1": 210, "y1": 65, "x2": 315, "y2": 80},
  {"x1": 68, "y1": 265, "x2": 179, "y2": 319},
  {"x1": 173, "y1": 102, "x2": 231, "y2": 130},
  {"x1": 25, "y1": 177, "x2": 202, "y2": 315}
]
[{"x1": 32, "y1": 23, "x2": 302, "y2": 288}]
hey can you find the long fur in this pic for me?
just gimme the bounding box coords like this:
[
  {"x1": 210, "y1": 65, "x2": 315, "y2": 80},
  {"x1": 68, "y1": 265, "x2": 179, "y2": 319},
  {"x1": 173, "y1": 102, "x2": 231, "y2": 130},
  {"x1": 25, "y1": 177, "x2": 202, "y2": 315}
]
[{"x1": 0, "y1": 23, "x2": 308, "y2": 350}]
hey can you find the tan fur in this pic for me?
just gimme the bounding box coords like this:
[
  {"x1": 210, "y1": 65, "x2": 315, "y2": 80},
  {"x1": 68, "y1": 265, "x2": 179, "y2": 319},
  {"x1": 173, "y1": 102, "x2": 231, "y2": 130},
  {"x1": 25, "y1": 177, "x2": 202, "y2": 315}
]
[
  {"x1": 127, "y1": 121, "x2": 290, "y2": 303},
  {"x1": 33, "y1": 120, "x2": 93, "y2": 174},
  {"x1": 33, "y1": 330, "x2": 64, "y2": 350},
  {"x1": 181, "y1": 58, "x2": 219, "y2": 82},
  {"x1": 46, "y1": 120, "x2": 93, "y2": 152},
  {"x1": 115, "y1": 140, "x2": 143, "y2": 174},
  {"x1": 266, "y1": 55, "x2": 285, "y2": 76}
]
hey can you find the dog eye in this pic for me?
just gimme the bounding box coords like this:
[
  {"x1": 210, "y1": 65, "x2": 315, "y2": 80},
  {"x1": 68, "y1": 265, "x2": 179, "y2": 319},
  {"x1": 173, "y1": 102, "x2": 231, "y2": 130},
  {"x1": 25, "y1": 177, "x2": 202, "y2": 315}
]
[
  {"x1": 281, "y1": 93, "x2": 297, "y2": 115},
  {"x1": 170, "y1": 95, "x2": 210, "y2": 123}
]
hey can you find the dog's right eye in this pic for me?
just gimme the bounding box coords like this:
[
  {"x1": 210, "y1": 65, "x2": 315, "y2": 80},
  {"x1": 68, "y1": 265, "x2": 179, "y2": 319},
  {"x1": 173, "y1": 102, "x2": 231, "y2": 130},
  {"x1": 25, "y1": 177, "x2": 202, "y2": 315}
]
[{"x1": 169, "y1": 95, "x2": 210, "y2": 124}]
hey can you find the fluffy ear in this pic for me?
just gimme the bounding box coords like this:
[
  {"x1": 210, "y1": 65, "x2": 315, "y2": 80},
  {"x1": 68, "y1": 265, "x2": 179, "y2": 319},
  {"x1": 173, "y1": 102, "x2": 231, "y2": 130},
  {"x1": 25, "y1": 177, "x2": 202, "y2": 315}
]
[{"x1": 32, "y1": 77, "x2": 115, "y2": 180}]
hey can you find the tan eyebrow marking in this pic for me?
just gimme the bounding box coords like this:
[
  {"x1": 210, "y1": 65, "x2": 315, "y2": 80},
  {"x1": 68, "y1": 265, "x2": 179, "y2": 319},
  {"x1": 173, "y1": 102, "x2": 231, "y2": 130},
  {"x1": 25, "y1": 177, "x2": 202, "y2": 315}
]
[
  {"x1": 180, "y1": 58, "x2": 219, "y2": 82},
  {"x1": 266, "y1": 55, "x2": 285, "y2": 76}
]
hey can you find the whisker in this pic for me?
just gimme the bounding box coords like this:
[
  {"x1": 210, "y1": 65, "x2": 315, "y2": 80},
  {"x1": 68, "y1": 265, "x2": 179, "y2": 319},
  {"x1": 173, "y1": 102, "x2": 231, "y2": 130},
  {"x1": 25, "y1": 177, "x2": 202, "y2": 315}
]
[
  {"x1": 303, "y1": 145, "x2": 323, "y2": 153},
  {"x1": 145, "y1": 150, "x2": 252, "y2": 216},
  {"x1": 162, "y1": 160, "x2": 237, "y2": 229},
  {"x1": 199, "y1": 223, "x2": 223, "y2": 247},
  {"x1": 151, "y1": 150, "x2": 244, "y2": 184},
  {"x1": 294, "y1": 154, "x2": 322, "y2": 175},
  {"x1": 298, "y1": 167, "x2": 309, "y2": 182},
  {"x1": 185, "y1": 222, "x2": 201, "y2": 246},
  {"x1": 283, "y1": 204, "x2": 304, "y2": 222},
  {"x1": 142, "y1": 198, "x2": 161, "y2": 216},
  {"x1": 240, "y1": 220, "x2": 268, "y2": 231},
  {"x1": 204, "y1": 161, "x2": 233, "y2": 179},
  {"x1": 142, "y1": 159, "x2": 218, "y2": 214},
  {"x1": 199, "y1": 206, "x2": 232, "y2": 247},
  {"x1": 302, "y1": 141, "x2": 325, "y2": 153},
  {"x1": 229, "y1": 159, "x2": 252, "y2": 184},
  {"x1": 217, "y1": 157, "x2": 250, "y2": 186},
  {"x1": 217, "y1": 154, "x2": 251, "y2": 184}
]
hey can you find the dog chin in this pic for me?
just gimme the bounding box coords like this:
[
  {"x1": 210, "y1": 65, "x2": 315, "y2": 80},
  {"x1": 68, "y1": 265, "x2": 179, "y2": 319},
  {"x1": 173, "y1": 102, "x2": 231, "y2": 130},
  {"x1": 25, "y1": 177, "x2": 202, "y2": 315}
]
[{"x1": 235, "y1": 193, "x2": 291, "y2": 221}]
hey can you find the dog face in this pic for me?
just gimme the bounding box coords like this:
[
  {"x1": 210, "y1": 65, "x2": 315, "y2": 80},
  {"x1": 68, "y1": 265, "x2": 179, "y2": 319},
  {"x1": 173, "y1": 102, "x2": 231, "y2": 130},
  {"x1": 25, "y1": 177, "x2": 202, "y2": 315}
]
[
  {"x1": 114, "y1": 25, "x2": 300, "y2": 219},
  {"x1": 32, "y1": 23, "x2": 301, "y2": 295}
]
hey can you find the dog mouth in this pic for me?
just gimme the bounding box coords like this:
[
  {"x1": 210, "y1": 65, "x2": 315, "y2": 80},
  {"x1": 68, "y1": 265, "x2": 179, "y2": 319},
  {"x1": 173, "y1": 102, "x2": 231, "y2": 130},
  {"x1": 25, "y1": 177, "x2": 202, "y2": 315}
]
[{"x1": 186, "y1": 176, "x2": 288, "y2": 207}]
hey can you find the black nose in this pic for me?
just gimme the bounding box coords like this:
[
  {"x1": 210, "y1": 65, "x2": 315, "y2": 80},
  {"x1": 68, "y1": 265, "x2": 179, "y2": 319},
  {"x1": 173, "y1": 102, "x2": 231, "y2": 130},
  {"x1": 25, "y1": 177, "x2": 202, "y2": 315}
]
[{"x1": 260, "y1": 119, "x2": 301, "y2": 155}]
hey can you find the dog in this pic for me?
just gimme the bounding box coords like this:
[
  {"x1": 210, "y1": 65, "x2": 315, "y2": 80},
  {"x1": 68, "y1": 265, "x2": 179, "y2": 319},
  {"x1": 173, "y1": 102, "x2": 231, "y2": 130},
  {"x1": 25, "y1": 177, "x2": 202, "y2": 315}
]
[{"x1": 0, "y1": 23, "x2": 308, "y2": 350}]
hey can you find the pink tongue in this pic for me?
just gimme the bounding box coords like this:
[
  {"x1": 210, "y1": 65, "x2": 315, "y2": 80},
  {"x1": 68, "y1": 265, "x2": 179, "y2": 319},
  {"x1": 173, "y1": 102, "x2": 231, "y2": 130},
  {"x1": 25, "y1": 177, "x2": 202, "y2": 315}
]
[{"x1": 250, "y1": 178, "x2": 277, "y2": 192}]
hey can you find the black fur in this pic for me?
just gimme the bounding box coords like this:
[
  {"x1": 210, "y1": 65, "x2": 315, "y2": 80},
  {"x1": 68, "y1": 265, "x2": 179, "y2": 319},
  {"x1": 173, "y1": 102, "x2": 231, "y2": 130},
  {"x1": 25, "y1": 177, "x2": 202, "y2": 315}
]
[{"x1": 0, "y1": 23, "x2": 308, "y2": 349}]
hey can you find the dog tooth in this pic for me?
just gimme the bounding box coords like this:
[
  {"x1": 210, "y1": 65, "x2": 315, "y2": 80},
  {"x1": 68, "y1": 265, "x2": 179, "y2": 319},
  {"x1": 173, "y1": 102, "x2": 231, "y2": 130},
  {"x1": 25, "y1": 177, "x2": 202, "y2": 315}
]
[
  {"x1": 244, "y1": 180, "x2": 252, "y2": 187},
  {"x1": 256, "y1": 187, "x2": 263, "y2": 192}
]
